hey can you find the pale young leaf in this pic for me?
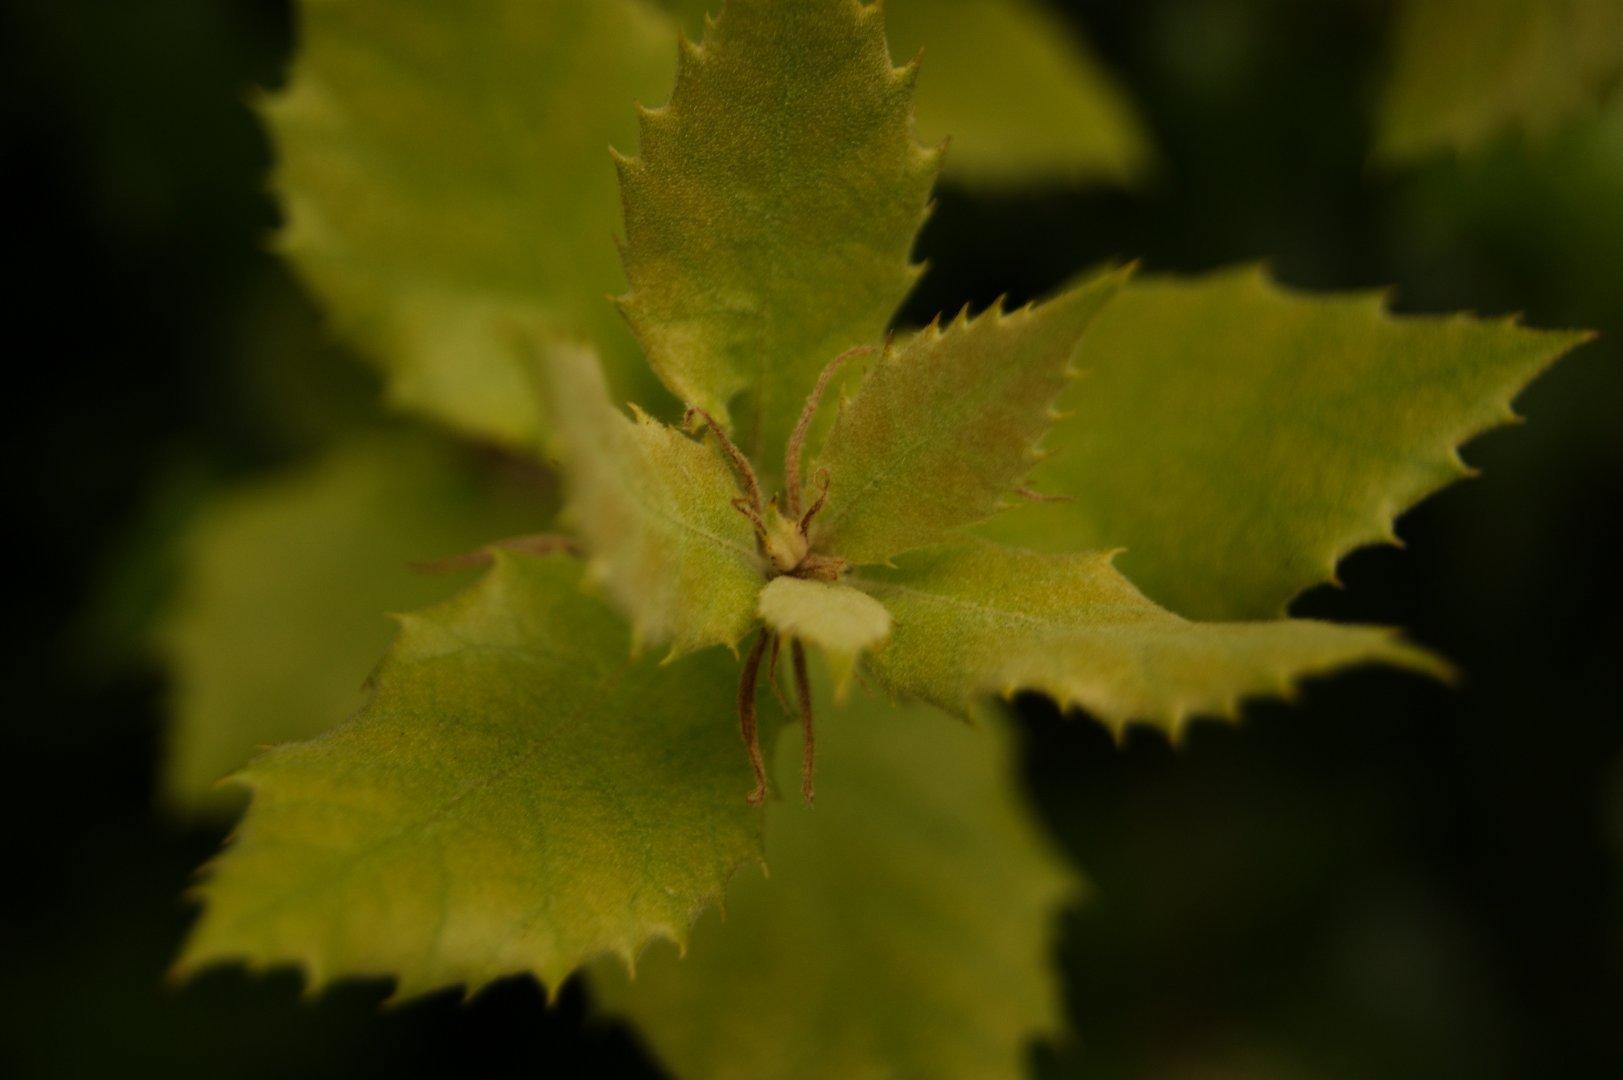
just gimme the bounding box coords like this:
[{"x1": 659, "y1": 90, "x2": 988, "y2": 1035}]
[
  {"x1": 853, "y1": 540, "x2": 1450, "y2": 737},
  {"x1": 617, "y1": 0, "x2": 940, "y2": 471},
  {"x1": 982, "y1": 266, "x2": 1593, "y2": 619},
  {"x1": 265, "y1": 0, "x2": 677, "y2": 444},
  {"x1": 592, "y1": 686, "x2": 1077, "y2": 1080},
  {"x1": 756, "y1": 576, "x2": 892, "y2": 694},
  {"x1": 811, "y1": 270, "x2": 1128, "y2": 566},
  {"x1": 1376, "y1": 0, "x2": 1623, "y2": 162},
  {"x1": 177, "y1": 554, "x2": 764, "y2": 1001},
  {"x1": 529, "y1": 338, "x2": 763, "y2": 655},
  {"x1": 160, "y1": 431, "x2": 547, "y2": 815}
]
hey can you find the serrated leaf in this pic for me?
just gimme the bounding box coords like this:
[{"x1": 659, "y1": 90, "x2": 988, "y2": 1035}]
[
  {"x1": 664, "y1": 0, "x2": 1150, "y2": 186},
  {"x1": 592, "y1": 687, "x2": 1076, "y2": 1080},
  {"x1": 883, "y1": 0, "x2": 1151, "y2": 185},
  {"x1": 757, "y1": 576, "x2": 892, "y2": 694},
  {"x1": 982, "y1": 266, "x2": 1592, "y2": 619},
  {"x1": 1376, "y1": 0, "x2": 1623, "y2": 163},
  {"x1": 530, "y1": 338, "x2": 763, "y2": 655},
  {"x1": 177, "y1": 554, "x2": 763, "y2": 1001},
  {"x1": 160, "y1": 431, "x2": 546, "y2": 815},
  {"x1": 617, "y1": 0, "x2": 939, "y2": 470},
  {"x1": 266, "y1": 0, "x2": 677, "y2": 444},
  {"x1": 853, "y1": 540, "x2": 1448, "y2": 736},
  {"x1": 810, "y1": 270, "x2": 1127, "y2": 565}
]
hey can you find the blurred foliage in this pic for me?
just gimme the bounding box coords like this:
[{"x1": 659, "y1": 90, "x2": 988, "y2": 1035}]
[{"x1": 6, "y1": 0, "x2": 1621, "y2": 1077}]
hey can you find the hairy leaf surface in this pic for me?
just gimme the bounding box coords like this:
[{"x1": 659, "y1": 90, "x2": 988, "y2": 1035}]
[
  {"x1": 1377, "y1": 0, "x2": 1623, "y2": 162},
  {"x1": 854, "y1": 541, "x2": 1448, "y2": 735},
  {"x1": 160, "y1": 432, "x2": 545, "y2": 815},
  {"x1": 266, "y1": 0, "x2": 675, "y2": 443},
  {"x1": 984, "y1": 266, "x2": 1592, "y2": 619},
  {"x1": 618, "y1": 0, "x2": 939, "y2": 469},
  {"x1": 757, "y1": 576, "x2": 892, "y2": 693},
  {"x1": 178, "y1": 555, "x2": 763, "y2": 1000},
  {"x1": 811, "y1": 271, "x2": 1125, "y2": 565},
  {"x1": 593, "y1": 688, "x2": 1076, "y2": 1080},
  {"x1": 532, "y1": 340, "x2": 762, "y2": 655}
]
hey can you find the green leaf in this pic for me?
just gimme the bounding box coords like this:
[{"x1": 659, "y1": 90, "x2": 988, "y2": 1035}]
[
  {"x1": 883, "y1": 0, "x2": 1150, "y2": 185},
  {"x1": 664, "y1": 0, "x2": 1150, "y2": 186},
  {"x1": 757, "y1": 576, "x2": 892, "y2": 694},
  {"x1": 982, "y1": 266, "x2": 1593, "y2": 620},
  {"x1": 177, "y1": 554, "x2": 763, "y2": 1000},
  {"x1": 530, "y1": 338, "x2": 763, "y2": 655},
  {"x1": 617, "y1": 0, "x2": 940, "y2": 470},
  {"x1": 159, "y1": 431, "x2": 547, "y2": 815},
  {"x1": 592, "y1": 687, "x2": 1076, "y2": 1080},
  {"x1": 265, "y1": 0, "x2": 678, "y2": 444},
  {"x1": 810, "y1": 270, "x2": 1127, "y2": 566},
  {"x1": 1376, "y1": 0, "x2": 1623, "y2": 162},
  {"x1": 853, "y1": 540, "x2": 1449, "y2": 735}
]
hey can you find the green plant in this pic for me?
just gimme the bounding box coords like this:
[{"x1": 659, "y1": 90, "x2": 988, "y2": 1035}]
[{"x1": 168, "y1": 2, "x2": 1590, "y2": 1076}]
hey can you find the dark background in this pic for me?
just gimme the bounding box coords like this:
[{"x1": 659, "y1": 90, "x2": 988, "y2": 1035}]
[{"x1": 5, "y1": 0, "x2": 1620, "y2": 1076}]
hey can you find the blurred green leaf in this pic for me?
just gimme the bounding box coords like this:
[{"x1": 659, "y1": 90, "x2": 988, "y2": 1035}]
[
  {"x1": 178, "y1": 554, "x2": 764, "y2": 1000},
  {"x1": 593, "y1": 686, "x2": 1076, "y2": 1080}
]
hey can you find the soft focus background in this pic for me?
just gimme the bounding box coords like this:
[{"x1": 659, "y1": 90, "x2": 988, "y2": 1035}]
[{"x1": 5, "y1": 0, "x2": 1620, "y2": 1076}]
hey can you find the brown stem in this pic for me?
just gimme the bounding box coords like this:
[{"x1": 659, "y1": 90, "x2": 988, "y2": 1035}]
[
  {"x1": 785, "y1": 345, "x2": 875, "y2": 516},
  {"x1": 791, "y1": 639, "x2": 815, "y2": 805},
  {"x1": 688, "y1": 406, "x2": 764, "y2": 516},
  {"x1": 798, "y1": 468, "x2": 831, "y2": 533},
  {"x1": 766, "y1": 632, "x2": 793, "y2": 713},
  {"x1": 409, "y1": 533, "x2": 581, "y2": 574},
  {"x1": 738, "y1": 629, "x2": 771, "y2": 806}
]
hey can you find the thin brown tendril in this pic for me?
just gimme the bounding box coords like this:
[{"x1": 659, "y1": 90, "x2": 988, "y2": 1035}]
[
  {"x1": 688, "y1": 406, "x2": 764, "y2": 515},
  {"x1": 785, "y1": 345, "x2": 876, "y2": 516},
  {"x1": 766, "y1": 632, "x2": 793, "y2": 713},
  {"x1": 731, "y1": 496, "x2": 769, "y2": 538},
  {"x1": 791, "y1": 639, "x2": 815, "y2": 804},
  {"x1": 738, "y1": 629, "x2": 771, "y2": 806},
  {"x1": 798, "y1": 468, "x2": 832, "y2": 532},
  {"x1": 409, "y1": 533, "x2": 581, "y2": 574}
]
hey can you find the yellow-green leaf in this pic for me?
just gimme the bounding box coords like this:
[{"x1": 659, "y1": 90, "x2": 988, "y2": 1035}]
[
  {"x1": 159, "y1": 431, "x2": 546, "y2": 816},
  {"x1": 530, "y1": 338, "x2": 762, "y2": 655},
  {"x1": 811, "y1": 271, "x2": 1127, "y2": 566},
  {"x1": 757, "y1": 576, "x2": 892, "y2": 693},
  {"x1": 1376, "y1": 0, "x2": 1623, "y2": 162},
  {"x1": 177, "y1": 554, "x2": 763, "y2": 1001},
  {"x1": 617, "y1": 0, "x2": 940, "y2": 469},
  {"x1": 266, "y1": 0, "x2": 677, "y2": 444},
  {"x1": 592, "y1": 687, "x2": 1076, "y2": 1080},
  {"x1": 853, "y1": 540, "x2": 1448, "y2": 736},
  {"x1": 983, "y1": 266, "x2": 1592, "y2": 619},
  {"x1": 884, "y1": 0, "x2": 1150, "y2": 185}
]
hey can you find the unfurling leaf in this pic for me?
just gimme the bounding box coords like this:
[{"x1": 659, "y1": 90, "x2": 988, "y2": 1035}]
[
  {"x1": 854, "y1": 540, "x2": 1448, "y2": 735},
  {"x1": 160, "y1": 432, "x2": 546, "y2": 815},
  {"x1": 811, "y1": 270, "x2": 1128, "y2": 565},
  {"x1": 983, "y1": 266, "x2": 1593, "y2": 619},
  {"x1": 265, "y1": 0, "x2": 676, "y2": 443},
  {"x1": 177, "y1": 554, "x2": 763, "y2": 1000},
  {"x1": 1376, "y1": 0, "x2": 1623, "y2": 162},
  {"x1": 617, "y1": 0, "x2": 940, "y2": 469},
  {"x1": 530, "y1": 339, "x2": 762, "y2": 655},
  {"x1": 592, "y1": 687, "x2": 1077, "y2": 1080},
  {"x1": 757, "y1": 576, "x2": 892, "y2": 694}
]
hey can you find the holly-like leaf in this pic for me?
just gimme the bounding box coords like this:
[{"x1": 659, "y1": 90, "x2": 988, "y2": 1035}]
[
  {"x1": 265, "y1": 0, "x2": 677, "y2": 444},
  {"x1": 757, "y1": 576, "x2": 892, "y2": 694},
  {"x1": 883, "y1": 0, "x2": 1150, "y2": 185},
  {"x1": 1376, "y1": 0, "x2": 1623, "y2": 162},
  {"x1": 854, "y1": 540, "x2": 1448, "y2": 735},
  {"x1": 617, "y1": 0, "x2": 940, "y2": 469},
  {"x1": 160, "y1": 431, "x2": 547, "y2": 815},
  {"x1": 530, "y1": 338, "x2": 762, "y2": 655},
  {"x1": 983, "y1": 266, "x2": 1593, "y2": 620},
  {"x1": 592, "y1": 687, "x2": 1076, "y2": 1080},
  {"x1": 811, "y1": 271, "x2": 1127, "y2": 566},
  {"x1": 177, "y1": 554, "x2": 763, "y2": 1001}
]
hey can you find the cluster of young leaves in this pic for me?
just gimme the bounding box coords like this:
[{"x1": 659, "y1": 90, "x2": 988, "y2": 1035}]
[
  {"x1": 167, "y1": 2, "x2": 1589, "y2": 1077},
  {"x1": 1377, "y1": 0, "x2": 1623, "y2": 162}
]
